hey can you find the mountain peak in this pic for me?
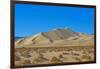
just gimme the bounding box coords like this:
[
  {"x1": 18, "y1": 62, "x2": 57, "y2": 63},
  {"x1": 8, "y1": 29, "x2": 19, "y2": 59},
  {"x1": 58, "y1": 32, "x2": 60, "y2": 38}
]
[
  {"x1": 31, "y1": 27, "x2": 79, "y2": 41},
  {"x1": 52, "y1": 27, "x2": 72, "y2": 31},
  {"x1": 15, "y1": 27, "x2": 94, "y2": 48}
]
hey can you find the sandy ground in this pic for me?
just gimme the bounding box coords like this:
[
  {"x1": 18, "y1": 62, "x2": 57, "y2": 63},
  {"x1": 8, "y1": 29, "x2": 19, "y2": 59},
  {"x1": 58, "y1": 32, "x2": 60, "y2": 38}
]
[
  {"x1": 14, "y1": 29, "x2": 95, "y2": 66},
  {"x1": 15, "y1": 45, "x2": 95, "y2": 66}
]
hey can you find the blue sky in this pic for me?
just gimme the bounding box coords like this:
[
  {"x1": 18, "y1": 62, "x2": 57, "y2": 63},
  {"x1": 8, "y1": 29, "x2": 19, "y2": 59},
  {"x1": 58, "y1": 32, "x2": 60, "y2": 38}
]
[{"x1": 15, "y1": 4, "x2": 95, "y2": 37}]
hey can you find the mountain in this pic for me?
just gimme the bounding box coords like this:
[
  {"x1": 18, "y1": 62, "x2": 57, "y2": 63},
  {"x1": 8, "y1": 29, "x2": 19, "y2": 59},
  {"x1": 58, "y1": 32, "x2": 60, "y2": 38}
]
[
  {"x1": 15, "y1": 37, "x2": 24, "y2": 41},
  {"x1": 15, "y1": 28, "x2": 94, "y2": 48}
]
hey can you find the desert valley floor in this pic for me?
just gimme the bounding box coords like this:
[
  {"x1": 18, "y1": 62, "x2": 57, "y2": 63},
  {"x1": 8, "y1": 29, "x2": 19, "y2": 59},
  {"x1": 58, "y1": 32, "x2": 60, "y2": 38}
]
[
  {"x1": 14, "y1": 28, "x2": 95, "y2": 66},
  {"x1": 15, "y1": 46, "x2": 95, "y2": 66}
]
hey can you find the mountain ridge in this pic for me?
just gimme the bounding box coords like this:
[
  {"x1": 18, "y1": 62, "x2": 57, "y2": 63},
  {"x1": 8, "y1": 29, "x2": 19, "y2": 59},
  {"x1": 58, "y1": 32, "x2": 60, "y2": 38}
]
[{"x1": 15, "y1": 28, "x2": 94, "y2": 47}]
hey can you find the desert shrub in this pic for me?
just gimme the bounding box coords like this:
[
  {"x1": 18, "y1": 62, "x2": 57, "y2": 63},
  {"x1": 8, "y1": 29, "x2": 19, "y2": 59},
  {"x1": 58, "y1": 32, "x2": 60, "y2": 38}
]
[
  {"x1": 50, "y1": 57, "x2": 62, "y2": 63},
  {"x1": 23, "y1": 59, "x2": 31, "y2": 65},
  {"x1": 34, "y1": 57, "x2": 48, "y2": 63},
  {"x1": 71, "y1": 52, "x2": 80, "y2": 56},
  {"x1": 57, "y1": 49, "x2": 63, "y2": 51},
  {"x1": 21, "y1": 51, "x2": 31, "y2": 58},
  {"x1": 63, "y1": 52, "x2": 70, "y2": 55},
  {"x1": 39, "y1": 50, "x2": 46, "y2": 53},
  {"x1": 15, "y1": 55, "x2": 21, "y2": 61},
  {"x1": 88, "y1": 50, "x2": 94, "y2": 54},
  {"x1": 81, "y1": 54, "x2": 92, "y2": 60},
  {"x1": 59, "y1": 54, "x2": 64, "y2": 58},
  {"x1": 67, "y1": 49, "x2": 72, "y2": 51},
  {"x1": 31, "y1": 60, "x2": 35, "y2": 64},
  {"x1": 34, "y1": 58, "x2": 41, "y2": 63},
  {"x1": 82, "y1": 51, "x2": 87, "y2": 54},
  {"x1": 49, "y1": 50, "x2": 52, "y2": 52},
  {"x1": 73, "y1": 57, "x2": 81, "y2": 61},
  {"x1": 22, "y1": 54, "x2": 31, "y2": 58},
  {"x1": 34, "y1": 54, "x2": 48, "y2": 63},
  {"x1": 25, "y1": 54, "x2": 31, "y2": 58}
]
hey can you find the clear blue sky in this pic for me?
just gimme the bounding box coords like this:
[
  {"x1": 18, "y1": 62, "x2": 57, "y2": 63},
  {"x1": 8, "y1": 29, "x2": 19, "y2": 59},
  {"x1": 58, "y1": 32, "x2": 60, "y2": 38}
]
[{"x1": 15, "y1": 4, "x2": 95, "y2": 37}]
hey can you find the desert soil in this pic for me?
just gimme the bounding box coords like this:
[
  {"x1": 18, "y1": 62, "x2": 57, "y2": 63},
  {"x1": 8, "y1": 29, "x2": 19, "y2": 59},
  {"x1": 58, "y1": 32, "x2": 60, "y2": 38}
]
[{"x1": 15, "y1": 46, "x2": 95, "y2": 66}]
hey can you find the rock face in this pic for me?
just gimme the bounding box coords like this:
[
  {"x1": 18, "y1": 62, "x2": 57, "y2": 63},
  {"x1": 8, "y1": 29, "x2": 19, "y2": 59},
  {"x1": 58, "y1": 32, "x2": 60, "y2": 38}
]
[{"x1": 15, "y1": 28, "x2": 94, "y2": 48}]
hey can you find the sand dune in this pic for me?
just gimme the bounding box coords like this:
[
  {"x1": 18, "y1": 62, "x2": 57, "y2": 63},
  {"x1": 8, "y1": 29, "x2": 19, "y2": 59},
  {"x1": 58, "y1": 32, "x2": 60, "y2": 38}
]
[{"x1": 15, "y1": 28, "x2": 94, "y2": 48}]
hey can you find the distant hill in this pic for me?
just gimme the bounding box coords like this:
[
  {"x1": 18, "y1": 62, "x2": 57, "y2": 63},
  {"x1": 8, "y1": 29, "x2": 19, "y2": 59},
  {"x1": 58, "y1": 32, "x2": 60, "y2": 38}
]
[
  {"x1": 15, "y1": 28, "x2": 94, "y2": 48},
  {"x1": 15, "y1": 37, "x2": 24, "y2": 41}
]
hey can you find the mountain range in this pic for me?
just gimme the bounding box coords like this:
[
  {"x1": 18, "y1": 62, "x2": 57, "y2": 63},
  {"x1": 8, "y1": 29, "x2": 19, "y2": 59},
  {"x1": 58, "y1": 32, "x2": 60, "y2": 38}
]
[{"x1": 15, "y1": 28, "x2": 94, "y2": 48}]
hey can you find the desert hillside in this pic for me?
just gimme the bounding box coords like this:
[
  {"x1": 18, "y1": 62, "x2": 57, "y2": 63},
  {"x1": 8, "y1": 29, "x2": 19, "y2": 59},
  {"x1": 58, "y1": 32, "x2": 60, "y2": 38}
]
[
  {"x1": 15, "y1": 28, "x2": 95, "y2": 67},
  {"x1": 15, "y1": 28, "x2": 94, "y2": 48}
]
